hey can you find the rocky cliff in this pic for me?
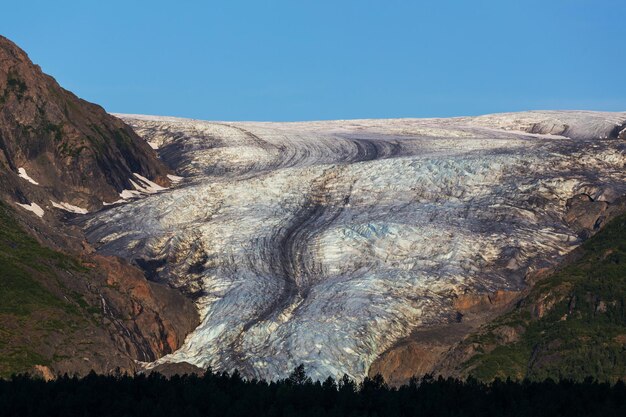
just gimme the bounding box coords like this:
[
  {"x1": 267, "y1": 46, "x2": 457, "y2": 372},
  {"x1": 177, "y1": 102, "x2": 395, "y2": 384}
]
[
  {"x1": 0, "y1": 201, "x2": 199, "y2": 377},
  {"x1": 0, "y1": 35, "x2": 171, "y2": 217},
  {"x1": 0, "y1": 36, "x2": 198, "y2": 378}
]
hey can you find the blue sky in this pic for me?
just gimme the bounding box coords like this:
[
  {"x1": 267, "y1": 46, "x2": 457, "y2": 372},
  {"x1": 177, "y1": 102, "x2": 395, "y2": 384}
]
[{"x1": 4, "y1": 0, "x2": 625, "y2": 121}]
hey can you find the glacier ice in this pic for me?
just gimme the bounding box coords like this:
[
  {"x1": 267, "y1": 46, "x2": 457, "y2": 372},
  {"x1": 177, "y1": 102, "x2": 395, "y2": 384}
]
[{"x1": 84, "y1": 111, "x2": 626, "y2": 381}]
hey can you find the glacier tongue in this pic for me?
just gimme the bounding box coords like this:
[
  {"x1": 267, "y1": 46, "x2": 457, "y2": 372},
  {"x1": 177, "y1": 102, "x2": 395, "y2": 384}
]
[{"x1": 84, "y1": 111, "x2": 626, "y2": 381}]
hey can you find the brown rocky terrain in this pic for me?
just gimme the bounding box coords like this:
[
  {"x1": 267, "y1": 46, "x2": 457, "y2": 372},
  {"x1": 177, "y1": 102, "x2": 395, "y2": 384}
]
[
  {"x1": 430, "y1": 199, "x2": 626, "y2": 383},
  {"x1": 0, "y1": 35, "x2": 170, "y2": 215},
  {"x1": 0, "y1": 200, "x2": 199, "y2": 377},
  {"x1": 147, "y1": 362, "x2": 205, "y2": 377},
  {"x1": 0, "y1": 36, "x2": 198, "y2": 378},
  {"x1": 368, "y1": 290, "x2": 521, "y2": 385},
  {"x1": 369, "y1": 196, "x2": 626, "y2": 385}
]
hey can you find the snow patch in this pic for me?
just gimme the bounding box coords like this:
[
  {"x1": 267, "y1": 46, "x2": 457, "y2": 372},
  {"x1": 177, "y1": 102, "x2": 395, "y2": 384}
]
[
  {"x1": 51, "y1": 201, "x2": 88, "y2": 214},
  {"x1": 167, "y1": 174, "x2": 184, "y2": 184},
  {"x1": 103, "y1": 200, "x2": 126, "y2": 206},
  {"x1": 16, "y1": 202, "x2": 44, "y2": 217},
  {"x1": 17, "y1": 168, "x2": 39, "y2": 185},
  {"x1": 119, "y1": 189, "x2": 142, "y2": 199},
  {"x1": 109, "y1": 174, "x2": 170, "y2": 204},
  {"x1": 133, "y1": 173, "x2": 167, "y2": 193}
]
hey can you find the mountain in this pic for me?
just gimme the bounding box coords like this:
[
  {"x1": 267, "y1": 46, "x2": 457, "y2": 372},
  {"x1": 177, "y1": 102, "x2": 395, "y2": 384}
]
[
  {"x1": 82, "y1": 111, "x2": 626, "y2": 382},
  {"x1": 2, "y1": 34, "x2": 626, "y2": 383},
  {"x1": 0, "y1": 201, "x2": 198, "y2": 377},
  {"x1": 0, "y1": 36, "x2": 198, "y2": 378},
  {"x1": 0, "y1": 35, "x2": 171, "y2": 218}
]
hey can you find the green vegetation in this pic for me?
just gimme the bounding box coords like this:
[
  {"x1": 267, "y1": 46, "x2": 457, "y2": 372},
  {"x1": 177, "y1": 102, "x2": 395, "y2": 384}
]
[
  {"x1": 464, "y1": 213, "x2": 626, "y2": 382},
  {"x1": 42, "y1": 121, "x2": 64, "y2": 142},
  {"x1": 0, "y1": 204, "x2": 80, "y2": 316},
  {"x1": 1, "y1": 70, "x2": 27, "y2": 105},
  {"x1": 88, "y1": 124, "x2": 120, "y2": 157},
  {"x1": 112, "y1": 128, "x2": 134, "y2": 147},
  {"x1": 57, "y1": 142, "x2": 87, "y2": 158},
  {"x1": 0, "y1": 203, "x2": 88, "y2": 376}
]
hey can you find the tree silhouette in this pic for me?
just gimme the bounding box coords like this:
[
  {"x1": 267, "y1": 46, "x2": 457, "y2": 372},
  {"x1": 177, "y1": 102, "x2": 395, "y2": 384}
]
[
  {"x1": 287, "y1": 364, "x2": 312, "y2": 386},
  {"x1": 0, "y1": 369, "x2": 624, "y2": 416}
]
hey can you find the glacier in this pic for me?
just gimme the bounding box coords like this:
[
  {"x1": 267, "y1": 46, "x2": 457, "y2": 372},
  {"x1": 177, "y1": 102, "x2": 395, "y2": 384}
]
[{"x1": 82, "y1": 110, "x2": 626, "y2": 381}]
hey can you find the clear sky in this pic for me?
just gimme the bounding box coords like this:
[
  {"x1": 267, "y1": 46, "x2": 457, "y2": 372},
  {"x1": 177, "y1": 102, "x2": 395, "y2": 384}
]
[{"x1": 4, "y1": 0, "x2": 626, "y2": 121}]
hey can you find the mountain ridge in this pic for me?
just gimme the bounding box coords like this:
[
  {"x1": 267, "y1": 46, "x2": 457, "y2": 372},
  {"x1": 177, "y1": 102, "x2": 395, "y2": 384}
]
[
  {"x1": 0, "y1": 36, "x2": 199, "y2": 378},
  {"x1": 0, "y1": 35, "x2": 171, "y2": 218}
]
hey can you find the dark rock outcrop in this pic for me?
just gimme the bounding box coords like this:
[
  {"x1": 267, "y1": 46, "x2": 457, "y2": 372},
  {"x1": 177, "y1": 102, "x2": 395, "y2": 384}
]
[
  {"x1": 147, "y1": 362, "x2": 205, "y2": 377},
  {"x1": 564, "y1": 194, "x2": 608, "y2": 238}
]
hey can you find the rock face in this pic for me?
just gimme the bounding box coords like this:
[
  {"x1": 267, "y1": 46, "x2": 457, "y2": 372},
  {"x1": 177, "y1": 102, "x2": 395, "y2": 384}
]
[
  {"x1": 432, "y1": 208, "x2": 626, "y2": 382},
  {"x1": 82, "y1": 111, "x2": 626, "y2": 381},
  {"x1": 0, "y1": 36, "x2": 198, "y2": 378},
  {"x1": 0, "y1": 35, "x2": 170, "y2": 215},
  {"x1": 42, "y1": 255, "x2": 200, "y2": 376},
  {"x1": 369, "y1": 289, "x2": 520, "y2": 385},
  {"x1": 0, "y1": 200, "x2": 199, "y2": 378},
  {"x1": 89, "y1": 254, "x2": 200, "y2": 363},
  {"x1": 563, "y1": 194, "x2": 608, "y2": 238}
]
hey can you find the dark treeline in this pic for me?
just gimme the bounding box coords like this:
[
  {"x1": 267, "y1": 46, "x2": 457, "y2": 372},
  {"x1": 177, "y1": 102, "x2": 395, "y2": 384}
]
[{"x1": 1, "y1": 366, "x2": 625, "y2": 417}]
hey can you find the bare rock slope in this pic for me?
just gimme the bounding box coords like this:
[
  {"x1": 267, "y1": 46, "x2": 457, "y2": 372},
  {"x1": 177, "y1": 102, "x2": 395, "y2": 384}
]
[
  {"x1": 83, "y1": 111, "x2": 626, "y2": 381},
  {"x1": 0, "y1": 35, "x2": 171, "y2": 218},
  {"x1": 0, "y1": 36, "x2": 198, "y2": 377}
]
